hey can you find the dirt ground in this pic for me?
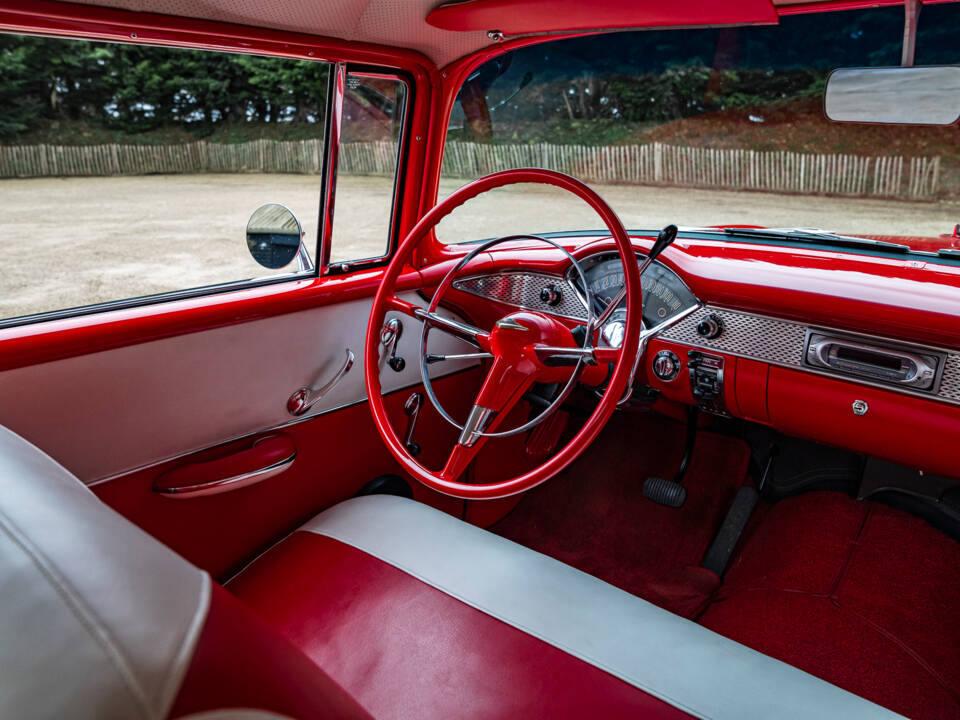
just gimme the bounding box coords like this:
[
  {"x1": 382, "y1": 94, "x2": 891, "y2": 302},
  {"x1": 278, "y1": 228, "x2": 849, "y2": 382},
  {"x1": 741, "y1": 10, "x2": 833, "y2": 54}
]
[{"x1": 2, "y1": 173, "x2": 957, "y2": 320}]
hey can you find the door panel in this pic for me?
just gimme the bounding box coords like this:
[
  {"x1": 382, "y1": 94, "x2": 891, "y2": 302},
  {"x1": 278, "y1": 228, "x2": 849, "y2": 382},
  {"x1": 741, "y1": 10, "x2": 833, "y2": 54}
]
[
  {"x1": 93, "y1": 370, "x2": 477, "y2": 578},
  {"x1": 0, "y1": 292, "x2": 475, "y2": 483}
]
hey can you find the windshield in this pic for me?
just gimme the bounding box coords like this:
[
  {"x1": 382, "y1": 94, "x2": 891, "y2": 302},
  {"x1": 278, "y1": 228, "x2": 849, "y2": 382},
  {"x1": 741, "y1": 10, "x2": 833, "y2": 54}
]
[{"x1": 437, "y1": 4, "x2": 960, "y2": 256}]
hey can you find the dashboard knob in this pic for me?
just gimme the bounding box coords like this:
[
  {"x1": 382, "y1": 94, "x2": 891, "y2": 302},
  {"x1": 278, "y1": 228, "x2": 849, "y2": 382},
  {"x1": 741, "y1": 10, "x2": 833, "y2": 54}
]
[
  {"x1": 696, "y1": 313, "x2": 723, "y2": 339},
  {"x1": 539, "y1": 284, "x2": 562, "y2": 306},
  {"x1": 652, "y1": 350, "x2": 681, "y2": 381}
]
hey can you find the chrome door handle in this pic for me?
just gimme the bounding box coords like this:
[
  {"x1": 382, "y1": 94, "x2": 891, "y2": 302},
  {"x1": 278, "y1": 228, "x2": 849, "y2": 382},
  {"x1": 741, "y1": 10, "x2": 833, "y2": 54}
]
[
  {"x1": 153, "y1": 435, "x2": 296, "y2": 498},
  {"x1": 287, "y1": 349, "x2": 355, "y2": 416}
]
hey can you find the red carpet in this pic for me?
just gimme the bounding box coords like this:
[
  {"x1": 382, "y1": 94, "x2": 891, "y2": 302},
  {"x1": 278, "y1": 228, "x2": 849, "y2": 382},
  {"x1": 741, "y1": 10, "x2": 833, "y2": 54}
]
[
  {"x1": 492, "y1": 411, "x2": 751, "y2": 617},
  {"x1": 699, "y1": 491, "x2": 960, "y2": 720},
  {"x1": 493, "y1": 413, "x2": 960, "y2": 719}
]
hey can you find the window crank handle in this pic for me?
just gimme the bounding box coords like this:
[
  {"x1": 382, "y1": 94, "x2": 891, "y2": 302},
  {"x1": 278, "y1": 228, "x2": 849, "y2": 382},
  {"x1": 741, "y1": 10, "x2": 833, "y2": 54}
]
[{"x1": 403, "y1": 392, "x2": 422, "y2": 457}]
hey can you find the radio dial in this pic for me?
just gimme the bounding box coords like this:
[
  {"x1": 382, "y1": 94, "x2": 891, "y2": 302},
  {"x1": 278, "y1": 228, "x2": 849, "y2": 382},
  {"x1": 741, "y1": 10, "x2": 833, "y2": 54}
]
[{"x1": 696, "y1": 313, "x2": 723, "y2": 339}]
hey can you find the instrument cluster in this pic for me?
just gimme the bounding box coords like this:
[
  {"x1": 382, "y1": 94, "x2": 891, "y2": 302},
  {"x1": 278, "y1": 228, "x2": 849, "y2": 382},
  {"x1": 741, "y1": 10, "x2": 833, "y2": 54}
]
[{"x1": 568, "y1": 253, "x2": 699, "y2": 346}]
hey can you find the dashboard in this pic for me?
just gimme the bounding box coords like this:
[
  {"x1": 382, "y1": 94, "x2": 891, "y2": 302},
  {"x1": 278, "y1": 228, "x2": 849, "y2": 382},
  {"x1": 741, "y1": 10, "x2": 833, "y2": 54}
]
[
  {"x1": 446, "y1": 241, "x2": 960, "y2": 482},
  {"x1": 452, "y1": 252, "x2": 698, "y2": 337}
]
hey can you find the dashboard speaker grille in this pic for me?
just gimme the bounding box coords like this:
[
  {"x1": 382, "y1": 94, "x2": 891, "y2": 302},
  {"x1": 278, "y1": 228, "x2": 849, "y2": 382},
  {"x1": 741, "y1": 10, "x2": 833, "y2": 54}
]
[
  {"x1": 938, "y1": 355, "x2": 960, "y2": 401},
  {"x1": 453, "y1": 273, "x2": 587, "y2": 320},
  {"x1": 660, "y1": 306, "x2": 807, "y2": 366}
]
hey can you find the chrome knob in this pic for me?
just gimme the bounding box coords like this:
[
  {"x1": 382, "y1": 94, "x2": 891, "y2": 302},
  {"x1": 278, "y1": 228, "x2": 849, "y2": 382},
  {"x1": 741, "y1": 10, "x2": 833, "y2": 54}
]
[
  {"x1": 539, "y1": 284, "x2": 562, "y2": 306},
  {"x1": 652, "y1": 350, "x2": 681, "y2": 381},
  {"x1": 696, "y1": 313, "x2": 723, "y2": 339}
]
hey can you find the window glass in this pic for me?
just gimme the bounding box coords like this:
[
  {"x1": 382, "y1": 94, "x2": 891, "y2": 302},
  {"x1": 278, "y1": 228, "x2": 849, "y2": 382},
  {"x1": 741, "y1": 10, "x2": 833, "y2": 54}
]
[
  {"x1": 438, "y1": 6, "x2": 960, "y2": 253},
  {"x1": 328, "y1": 73, "x2": 408, "y2": 266},
  {"x1": 0, "y1": 34, "x2": 328, "y2": 322}
]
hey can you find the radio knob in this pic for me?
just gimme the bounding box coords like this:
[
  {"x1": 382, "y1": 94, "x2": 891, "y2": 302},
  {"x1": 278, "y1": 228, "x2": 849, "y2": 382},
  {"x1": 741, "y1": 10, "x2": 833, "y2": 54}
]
[
  {"x1": 652, "y1": 350, "x2": 681, "y2": 381},
  {"x1": 696, "y1": 313, "x2": 723, "y2": 339},
  {"x1": 539, "y1": 284, "x2": 562, "y2": 306}
]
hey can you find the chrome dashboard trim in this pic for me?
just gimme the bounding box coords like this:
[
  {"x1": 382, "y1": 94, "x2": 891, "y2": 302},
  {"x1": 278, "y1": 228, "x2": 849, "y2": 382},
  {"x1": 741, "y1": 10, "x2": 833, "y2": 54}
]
[{"x1": 659, "y1": 304, "x2": 960, "y2": 407}]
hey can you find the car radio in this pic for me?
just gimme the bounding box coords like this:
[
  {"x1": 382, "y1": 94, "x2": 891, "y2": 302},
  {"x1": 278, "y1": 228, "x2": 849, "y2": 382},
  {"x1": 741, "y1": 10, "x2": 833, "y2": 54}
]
[{"x1": 803, "y1": 330, "x2": 944, "y2": 392}]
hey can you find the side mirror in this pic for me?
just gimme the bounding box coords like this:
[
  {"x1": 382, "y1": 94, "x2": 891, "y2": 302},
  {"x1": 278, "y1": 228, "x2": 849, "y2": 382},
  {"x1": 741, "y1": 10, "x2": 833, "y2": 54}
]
[
  {"x1": 246, "y1": 203, "x2": 312, "y2": 271},
  {"x1": 825, "y1": 66, "x2": 960, "y2": 126}
]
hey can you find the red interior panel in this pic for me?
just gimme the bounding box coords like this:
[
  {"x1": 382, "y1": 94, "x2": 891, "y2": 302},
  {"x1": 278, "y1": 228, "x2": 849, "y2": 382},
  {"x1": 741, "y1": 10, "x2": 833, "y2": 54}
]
[
  {"x1": 735, "y1": 358, "x2": 771, "y2": 424},
  {"x1": 427, "y1": 0, "x2": 778, "y2": 34},
  {"x1": 767, "y1": 367, "x2": 960, "y2": 479},
  {"x1": 644, "y1": 338, "x2": 741, "y2": 414},
  {"x1": 93, "y1": 371, "x2": 479, "y2": 579}
]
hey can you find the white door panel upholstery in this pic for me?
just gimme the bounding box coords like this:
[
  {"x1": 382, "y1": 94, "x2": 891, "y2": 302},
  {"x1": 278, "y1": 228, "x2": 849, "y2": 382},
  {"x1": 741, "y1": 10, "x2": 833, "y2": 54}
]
[
  {"x1": 0, "y1": 425, "x2": 209, "y2": 720},
  {"x1": 0, "y1": 293, "x2": 475, "y2": 483}
]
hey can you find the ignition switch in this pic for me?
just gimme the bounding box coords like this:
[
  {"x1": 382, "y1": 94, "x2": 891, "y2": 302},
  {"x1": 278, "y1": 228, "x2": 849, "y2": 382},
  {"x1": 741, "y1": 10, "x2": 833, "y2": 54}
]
[{"x1": 652, "y1": 350, "x2": 681, "y2": 381}]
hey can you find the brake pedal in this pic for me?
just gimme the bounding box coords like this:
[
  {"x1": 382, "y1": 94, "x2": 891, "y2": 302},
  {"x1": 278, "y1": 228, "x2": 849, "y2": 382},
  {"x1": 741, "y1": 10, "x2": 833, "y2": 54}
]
[{"x1": 643, "y1": 476, "x2": 687, "y2": 508}]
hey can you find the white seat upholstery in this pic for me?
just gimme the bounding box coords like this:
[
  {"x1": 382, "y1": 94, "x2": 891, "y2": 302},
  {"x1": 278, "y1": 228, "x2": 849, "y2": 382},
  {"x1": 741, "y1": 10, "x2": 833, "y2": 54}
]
[{"x1": 0, "y1": 426, "x2": 210, "y2": 720}]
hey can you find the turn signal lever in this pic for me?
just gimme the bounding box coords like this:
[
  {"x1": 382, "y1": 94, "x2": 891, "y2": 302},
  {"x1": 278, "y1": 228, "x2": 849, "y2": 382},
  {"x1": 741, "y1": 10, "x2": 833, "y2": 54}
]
[
  {"x1": 645, "y1": 224, "x2": 678, "y2": 265},
  {"x1": 596, "y1": 224, "x2": 678, "y2": 328}
]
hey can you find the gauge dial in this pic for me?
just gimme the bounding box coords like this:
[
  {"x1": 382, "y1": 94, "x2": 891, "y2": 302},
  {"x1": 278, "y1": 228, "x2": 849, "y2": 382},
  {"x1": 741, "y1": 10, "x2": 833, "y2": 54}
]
[{"x1": 577, "y1": 255, "x2": 696, "y2": 329}]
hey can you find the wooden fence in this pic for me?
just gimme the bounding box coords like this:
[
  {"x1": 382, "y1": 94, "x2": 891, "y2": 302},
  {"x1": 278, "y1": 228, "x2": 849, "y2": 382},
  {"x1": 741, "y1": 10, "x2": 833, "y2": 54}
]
[
  {"x1": 442, "y1": 141, "x2": 942, "y2": 200},
  {"x1": 0, "y1": 138, "x2": 942, "y2": 200}
]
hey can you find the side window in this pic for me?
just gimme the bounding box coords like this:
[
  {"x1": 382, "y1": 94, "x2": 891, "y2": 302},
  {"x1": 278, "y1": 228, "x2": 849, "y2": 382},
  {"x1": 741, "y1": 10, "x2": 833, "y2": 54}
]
[
  {"x1": 326, "y1": 71, "x2": 408, "y2": 268},
  {"x1": 0, "y1": 34, "x2": 329, "y2": 323}
]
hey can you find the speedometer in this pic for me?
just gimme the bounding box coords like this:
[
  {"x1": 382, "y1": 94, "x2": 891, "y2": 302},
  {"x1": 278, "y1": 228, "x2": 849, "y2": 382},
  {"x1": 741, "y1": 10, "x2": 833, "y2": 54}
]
[{"x1": 575, "y1": 254, "x2": 697, "y2": 329}]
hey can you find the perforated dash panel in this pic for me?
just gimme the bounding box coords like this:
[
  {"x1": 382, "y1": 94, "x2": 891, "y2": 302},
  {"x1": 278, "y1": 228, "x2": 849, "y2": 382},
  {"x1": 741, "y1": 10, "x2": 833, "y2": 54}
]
[
  {"x1": 938, "y1": 355, "x2": 960, "y2": 401},
  {"x1": 659, "y1": 306, "x2": 807, "y2": 366},
  {"x1": 453, "y1": 273, "x2": 587, "y2": 320}
]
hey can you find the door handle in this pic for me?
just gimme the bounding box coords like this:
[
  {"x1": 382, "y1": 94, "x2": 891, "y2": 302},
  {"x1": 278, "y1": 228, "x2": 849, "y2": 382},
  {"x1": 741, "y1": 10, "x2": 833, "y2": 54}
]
[
  {"x1": 152, "y1": 434, "x2": 296, "y2": 498},
  {"x1": 287, "y1": 349, "x2": 355, "y2": 416}
]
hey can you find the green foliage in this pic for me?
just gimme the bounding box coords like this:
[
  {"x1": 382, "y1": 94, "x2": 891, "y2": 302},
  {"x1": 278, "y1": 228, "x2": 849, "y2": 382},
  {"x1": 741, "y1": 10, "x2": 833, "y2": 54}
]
[{"x1": 0, "y1": 36, "x2": 329, "y2": 141}]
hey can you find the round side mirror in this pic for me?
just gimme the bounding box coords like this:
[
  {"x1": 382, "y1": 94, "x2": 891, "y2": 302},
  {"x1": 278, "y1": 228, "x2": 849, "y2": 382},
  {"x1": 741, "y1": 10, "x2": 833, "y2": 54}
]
[{"x1": 246, "y1": 203, "x2": 305, "y2": 270}]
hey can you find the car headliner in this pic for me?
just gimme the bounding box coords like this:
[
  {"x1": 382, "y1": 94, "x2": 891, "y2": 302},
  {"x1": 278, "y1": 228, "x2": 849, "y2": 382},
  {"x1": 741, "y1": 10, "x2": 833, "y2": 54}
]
[{"x1": 54, "y1": 0, "x2": 918, "y2": 68}]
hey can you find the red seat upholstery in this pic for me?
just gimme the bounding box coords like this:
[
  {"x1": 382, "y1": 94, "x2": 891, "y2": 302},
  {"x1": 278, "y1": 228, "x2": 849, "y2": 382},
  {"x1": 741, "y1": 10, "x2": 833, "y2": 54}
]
[
  {"x1": 229, "y1": 531, "x2": 690, "y2": 720},
  {"x1": 229, "y1": 495, "x2": 903, "y2": 720}
]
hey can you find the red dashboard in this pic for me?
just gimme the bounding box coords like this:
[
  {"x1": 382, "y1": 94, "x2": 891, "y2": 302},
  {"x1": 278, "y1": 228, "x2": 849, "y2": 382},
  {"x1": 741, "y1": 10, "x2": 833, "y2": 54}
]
[{"x1": 428, "y1": 232, "x2": 960, "y2": 480}]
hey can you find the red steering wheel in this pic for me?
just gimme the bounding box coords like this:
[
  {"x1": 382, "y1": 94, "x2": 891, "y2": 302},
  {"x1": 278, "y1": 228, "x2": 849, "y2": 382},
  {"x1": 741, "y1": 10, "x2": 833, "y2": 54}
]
[{"x1": 365, "y1": 168, "x2": 642, "y2": 499}]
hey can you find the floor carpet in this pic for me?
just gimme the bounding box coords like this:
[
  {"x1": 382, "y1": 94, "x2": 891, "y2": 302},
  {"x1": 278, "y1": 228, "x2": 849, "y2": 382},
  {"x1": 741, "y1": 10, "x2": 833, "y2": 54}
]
[{"x1": 492, "y1": 411, "x2": 752, "y2": 617}]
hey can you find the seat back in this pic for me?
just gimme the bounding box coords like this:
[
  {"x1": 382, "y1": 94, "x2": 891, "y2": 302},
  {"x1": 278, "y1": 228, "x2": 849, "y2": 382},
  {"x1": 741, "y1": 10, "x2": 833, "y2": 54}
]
[{"x1": 0, "y1": 426, "x2": 368, "y2": 720}]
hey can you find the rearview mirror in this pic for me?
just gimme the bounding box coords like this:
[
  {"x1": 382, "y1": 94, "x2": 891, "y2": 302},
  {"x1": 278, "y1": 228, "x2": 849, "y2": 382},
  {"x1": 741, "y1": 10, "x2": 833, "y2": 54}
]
[
  {"x1": 245, "y1": 203, "x2": 311, "y2": 271},
  {"x1": 825, "y1": 66, "x2": 960, "y2": 126}
]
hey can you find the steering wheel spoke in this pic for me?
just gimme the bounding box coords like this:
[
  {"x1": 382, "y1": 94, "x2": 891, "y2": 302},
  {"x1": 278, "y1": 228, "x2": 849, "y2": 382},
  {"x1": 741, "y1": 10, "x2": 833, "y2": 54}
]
[
  {"x1": 416, "y1": 307, "x2": 491, "y2": 351},
  {"x1": 440, "y1": 355, "x2": 538, "y2": 481}
]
